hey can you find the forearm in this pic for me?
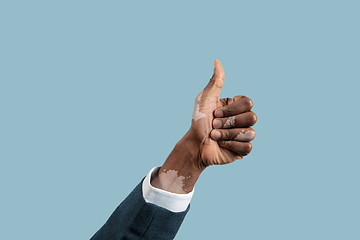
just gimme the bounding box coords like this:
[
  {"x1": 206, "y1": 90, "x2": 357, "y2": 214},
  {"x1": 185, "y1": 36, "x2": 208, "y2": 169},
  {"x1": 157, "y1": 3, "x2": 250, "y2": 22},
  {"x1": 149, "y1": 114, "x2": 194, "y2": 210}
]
[{"x1": 151, "y1": 130, "x2": 205, "y2": 194}]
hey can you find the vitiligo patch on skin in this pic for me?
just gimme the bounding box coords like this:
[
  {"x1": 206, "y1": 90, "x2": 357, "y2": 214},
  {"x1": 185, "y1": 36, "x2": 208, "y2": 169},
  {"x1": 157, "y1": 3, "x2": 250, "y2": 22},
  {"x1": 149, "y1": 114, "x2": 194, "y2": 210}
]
[
  {"x1": 223, "y1": 116, "x2": 235, "y2": 128},
  {"x1": 192, "y1": 90, "x2": 206, "y2": 121},
  {"x1": 234, "y1": 129, "x2": 255, "y2": 141},
  {"x1": 160, "y1": 169, "x2": 188, "y2": 193}
]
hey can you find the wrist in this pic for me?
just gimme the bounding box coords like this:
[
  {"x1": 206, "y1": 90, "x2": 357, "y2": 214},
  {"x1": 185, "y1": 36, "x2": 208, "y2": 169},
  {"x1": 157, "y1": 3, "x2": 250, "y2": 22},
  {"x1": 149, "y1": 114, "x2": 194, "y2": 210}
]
[{"x1": 151, "y1": 130, "x2": 205, "y2": 194}]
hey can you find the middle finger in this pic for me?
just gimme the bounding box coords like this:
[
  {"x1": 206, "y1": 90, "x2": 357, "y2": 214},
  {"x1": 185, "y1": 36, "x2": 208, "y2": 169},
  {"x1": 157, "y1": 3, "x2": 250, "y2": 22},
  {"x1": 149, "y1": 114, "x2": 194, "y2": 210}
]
[{"x1": 212, "y1": 111, "x2": 257, "y2": 129}]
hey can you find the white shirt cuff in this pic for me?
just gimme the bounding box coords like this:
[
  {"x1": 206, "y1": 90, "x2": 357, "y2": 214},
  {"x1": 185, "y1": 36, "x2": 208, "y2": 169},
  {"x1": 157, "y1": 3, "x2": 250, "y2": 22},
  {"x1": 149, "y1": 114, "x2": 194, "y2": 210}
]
[{"x1": 142, "y1": 167, "x2": 194, "y2": 213}]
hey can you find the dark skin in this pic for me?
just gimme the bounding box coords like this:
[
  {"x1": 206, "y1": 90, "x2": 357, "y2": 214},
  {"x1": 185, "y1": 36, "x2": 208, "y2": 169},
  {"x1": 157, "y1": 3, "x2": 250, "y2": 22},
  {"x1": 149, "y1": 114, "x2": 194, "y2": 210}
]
[{"x1": 151, "y1": 60, "x2": 257, "y2": 194}]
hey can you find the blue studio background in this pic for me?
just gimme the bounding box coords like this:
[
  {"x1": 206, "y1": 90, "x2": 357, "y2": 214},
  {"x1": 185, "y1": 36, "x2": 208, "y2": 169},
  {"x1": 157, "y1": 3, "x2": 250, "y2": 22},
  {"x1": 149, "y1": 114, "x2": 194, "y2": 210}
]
[{"x1": 1, "y1": 1, "x2": 359, "y2": 239}]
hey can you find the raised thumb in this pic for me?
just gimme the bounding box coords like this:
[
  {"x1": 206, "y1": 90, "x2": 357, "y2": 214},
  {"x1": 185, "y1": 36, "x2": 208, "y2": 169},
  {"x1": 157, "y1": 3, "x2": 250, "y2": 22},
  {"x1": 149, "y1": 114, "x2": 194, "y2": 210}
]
[{"x1": 203, "y1": 59, "x2": 225, "y2": 98}]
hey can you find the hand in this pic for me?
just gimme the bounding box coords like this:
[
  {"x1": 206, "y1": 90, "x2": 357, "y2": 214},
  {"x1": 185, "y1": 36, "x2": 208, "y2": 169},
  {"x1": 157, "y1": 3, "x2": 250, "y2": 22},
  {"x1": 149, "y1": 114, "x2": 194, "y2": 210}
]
[
  {"x1": 151, "y1": 60, "x2": 257, "y2": 193},
  {"x1": 189, "y1": 60, "x2": 257, "y2": 168}
]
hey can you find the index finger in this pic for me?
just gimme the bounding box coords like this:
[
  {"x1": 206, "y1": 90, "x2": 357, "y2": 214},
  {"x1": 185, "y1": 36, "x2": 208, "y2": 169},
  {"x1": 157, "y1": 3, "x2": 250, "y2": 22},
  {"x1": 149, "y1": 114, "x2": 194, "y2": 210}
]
[{"x1": 214, "y1": 96, "x2": 253, "y2": 118}]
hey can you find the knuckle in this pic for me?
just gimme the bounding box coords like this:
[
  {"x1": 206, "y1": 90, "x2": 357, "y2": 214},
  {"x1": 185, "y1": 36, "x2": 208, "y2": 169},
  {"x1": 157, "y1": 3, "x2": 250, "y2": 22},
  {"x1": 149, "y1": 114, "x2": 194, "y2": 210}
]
[
  {"x1": 220, "y1": 98, "x2": 231, "y2": 106},
  {"x1": 248, "y1": 128, "x2": 256, "y2": 140},
  {"x1": 244, "y1": 142, "x2": 253, "y2": 153},
  {"x1": 226, "y1": 141, "x2": 234, "y2": 150},
  {"x1": 247, "y1": 112, "x2": 257, "y2": 126},
  {"x1": 224, "y1": 108, "x2": 235, "y2": 116},
  {"x1": 210, "y1": 77, "x2": 224, "y2": 88},
  {"x1": 226, "y1": 130, "x2": 231, "y2": 140},
  {"x1": 242, "y1": 96, "x2": 254, "y2": 110},
  {"x1": 233, "y1": 95, "x2": 244, "y2": 102}
]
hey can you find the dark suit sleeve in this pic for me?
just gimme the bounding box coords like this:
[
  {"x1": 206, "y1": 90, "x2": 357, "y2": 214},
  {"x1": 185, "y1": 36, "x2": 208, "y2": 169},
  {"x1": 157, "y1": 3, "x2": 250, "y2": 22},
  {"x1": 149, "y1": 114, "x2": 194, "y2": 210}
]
[{"x1": 90, "y1": 179, "x2": 189, "y2": 240}]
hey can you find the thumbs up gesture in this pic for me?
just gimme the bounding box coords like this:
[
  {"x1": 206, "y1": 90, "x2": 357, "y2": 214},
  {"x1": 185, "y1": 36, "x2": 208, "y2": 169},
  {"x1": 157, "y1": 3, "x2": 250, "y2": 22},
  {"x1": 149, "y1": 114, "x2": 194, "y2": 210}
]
[
  {"x1": 189, "y1": 60, "x2": 257, "y2": 168},
  {"x1": 151, "y1": 60, "x2": 257, "y2": 194}
]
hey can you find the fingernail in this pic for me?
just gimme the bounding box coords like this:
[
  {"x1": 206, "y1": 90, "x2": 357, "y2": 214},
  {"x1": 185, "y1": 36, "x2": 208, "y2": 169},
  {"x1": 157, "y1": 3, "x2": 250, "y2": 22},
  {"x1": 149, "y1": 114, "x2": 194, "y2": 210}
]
[
  {"x1": 213, "y1": 119, "x2": 222, "y2": 129},
  {"x1": 215, "y1": 110, "x2": 224, "y2": 118},
  {"x1": 212, "y1": 130, "x2": 221, "y2": 140}
]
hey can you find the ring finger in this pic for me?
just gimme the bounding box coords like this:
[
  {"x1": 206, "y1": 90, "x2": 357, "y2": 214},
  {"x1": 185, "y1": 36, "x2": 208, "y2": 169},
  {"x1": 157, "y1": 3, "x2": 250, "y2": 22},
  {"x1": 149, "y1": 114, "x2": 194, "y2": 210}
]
[{"x1": 210, "y1": 128, "x2": 256, "y2": 142}]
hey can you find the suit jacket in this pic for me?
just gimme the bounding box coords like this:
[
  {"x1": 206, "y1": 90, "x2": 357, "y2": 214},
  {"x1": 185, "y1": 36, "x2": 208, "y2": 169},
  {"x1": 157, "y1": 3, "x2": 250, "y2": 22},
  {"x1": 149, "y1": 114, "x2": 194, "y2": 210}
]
[{"x1": 90, "y1": 180, "x2": 189, "y2": 240}]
